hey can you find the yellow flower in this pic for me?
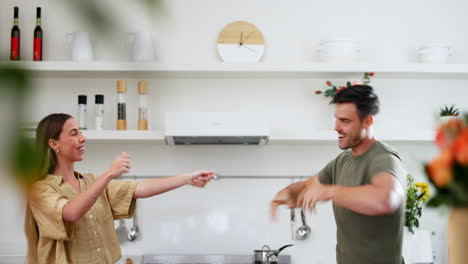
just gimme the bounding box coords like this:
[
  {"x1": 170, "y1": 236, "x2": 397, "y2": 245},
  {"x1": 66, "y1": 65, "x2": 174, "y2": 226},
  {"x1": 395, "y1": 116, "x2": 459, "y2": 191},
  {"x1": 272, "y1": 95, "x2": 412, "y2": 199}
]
[
  {"x1": 420, "y1": 192, "x2": 430, "y2": 202},
  {"x1": 414, "y1": 182, "x2": 431, "y2": 202},
  {"x1": 415, "y1": 182, "x2": 426, "y2": 189}
]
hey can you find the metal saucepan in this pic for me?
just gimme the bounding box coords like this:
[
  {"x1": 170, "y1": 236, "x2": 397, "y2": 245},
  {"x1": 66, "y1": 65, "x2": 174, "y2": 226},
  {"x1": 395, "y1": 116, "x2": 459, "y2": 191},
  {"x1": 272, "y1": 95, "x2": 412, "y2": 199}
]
[{"x1": 254, "y1": 244, "x2": 293, "y2": 264}]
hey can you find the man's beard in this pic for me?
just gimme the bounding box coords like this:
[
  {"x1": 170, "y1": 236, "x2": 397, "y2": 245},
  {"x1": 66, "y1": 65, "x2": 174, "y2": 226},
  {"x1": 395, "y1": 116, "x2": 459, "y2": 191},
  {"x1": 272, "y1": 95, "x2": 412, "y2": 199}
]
[{"x1": 339, "y1": 132, "x2": 362, "y2": 150}]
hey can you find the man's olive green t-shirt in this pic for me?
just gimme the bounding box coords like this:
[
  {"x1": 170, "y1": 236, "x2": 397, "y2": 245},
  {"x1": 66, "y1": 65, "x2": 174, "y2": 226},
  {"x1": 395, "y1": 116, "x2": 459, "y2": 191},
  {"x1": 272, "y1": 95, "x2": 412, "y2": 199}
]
[{"x1": 318, "y1": 141, "x2": 405, "y2": 264}]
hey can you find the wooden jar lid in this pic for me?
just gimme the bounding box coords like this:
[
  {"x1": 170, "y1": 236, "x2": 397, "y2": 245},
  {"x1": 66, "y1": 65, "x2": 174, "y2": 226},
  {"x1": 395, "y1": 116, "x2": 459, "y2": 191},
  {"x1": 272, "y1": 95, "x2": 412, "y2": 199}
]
[
  {"x1": 138, "y1": 81, "x2": 148, "y2": 94},
  {"x1": 116, "y1": 80, "x2": 127, "y2": 93}
]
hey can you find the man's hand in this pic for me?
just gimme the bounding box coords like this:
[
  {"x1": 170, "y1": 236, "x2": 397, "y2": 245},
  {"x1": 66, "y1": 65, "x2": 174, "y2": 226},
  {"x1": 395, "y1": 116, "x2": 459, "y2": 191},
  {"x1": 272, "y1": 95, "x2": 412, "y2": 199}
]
[
  {"x1": 297, "y1": 177, "x2": 333, "y2": 210},
  {"x1": 270, "y1": 177, "x2": 318, "y2": 220},
  {"x1": 271, "y1": 187, "x2": 298, "y2": 220}
]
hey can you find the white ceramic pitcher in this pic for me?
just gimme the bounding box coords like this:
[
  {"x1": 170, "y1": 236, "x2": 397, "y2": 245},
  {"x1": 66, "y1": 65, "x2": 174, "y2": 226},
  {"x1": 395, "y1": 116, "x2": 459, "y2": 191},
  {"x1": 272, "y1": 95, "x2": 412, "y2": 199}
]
[
  {"x1": 128, "y1": 31, "x2": 155, "y2": 62},
  {"x1": 66, "y1": 32, "x2": 94, "y2": 62}
]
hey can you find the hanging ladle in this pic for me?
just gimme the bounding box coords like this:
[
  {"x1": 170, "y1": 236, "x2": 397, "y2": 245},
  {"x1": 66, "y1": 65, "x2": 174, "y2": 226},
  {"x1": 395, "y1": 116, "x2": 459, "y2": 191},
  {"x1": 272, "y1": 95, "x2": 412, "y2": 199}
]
[
  {"x1": 296, "y1": 208, "x2": 311, "y2": 240},
  {"x1": 127, "y1": 207, "x2": 139, "y2": 241}
]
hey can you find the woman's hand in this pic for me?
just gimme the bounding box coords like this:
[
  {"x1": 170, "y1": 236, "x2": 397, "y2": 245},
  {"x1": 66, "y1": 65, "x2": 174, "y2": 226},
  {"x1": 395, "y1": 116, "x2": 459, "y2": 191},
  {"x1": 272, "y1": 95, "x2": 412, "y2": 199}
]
[
  {"x1": 186, "y1": 171, "x2": 215, "y2": 188},
  {"x1": 104, "y1": 152, "x2": 131, "y2": 180}
]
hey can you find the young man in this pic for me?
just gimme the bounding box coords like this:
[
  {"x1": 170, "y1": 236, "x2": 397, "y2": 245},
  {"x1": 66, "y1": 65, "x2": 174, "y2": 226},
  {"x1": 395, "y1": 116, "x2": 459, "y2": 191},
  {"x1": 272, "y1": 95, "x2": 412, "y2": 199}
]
[{"x1": 271, "y1": 85, "x2": 406, "y2": 264}]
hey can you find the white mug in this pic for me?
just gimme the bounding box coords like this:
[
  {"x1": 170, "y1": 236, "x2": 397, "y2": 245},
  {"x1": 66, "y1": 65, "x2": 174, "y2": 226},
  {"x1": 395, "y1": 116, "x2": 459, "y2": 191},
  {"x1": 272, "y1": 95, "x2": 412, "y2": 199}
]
[
  {"x1": 128, "y1": 31, "x2": 155, "y2": 62},
  {"x1": 66, "y1": 32, "x2": 94, "y2": 62}
]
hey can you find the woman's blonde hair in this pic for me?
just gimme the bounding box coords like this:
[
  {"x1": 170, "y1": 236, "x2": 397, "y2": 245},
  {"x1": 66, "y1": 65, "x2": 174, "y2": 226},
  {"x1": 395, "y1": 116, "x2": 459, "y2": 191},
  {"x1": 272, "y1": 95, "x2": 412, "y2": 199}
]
[{"x1": 35, "y1": 113, "x2": 72, "y2": 178}]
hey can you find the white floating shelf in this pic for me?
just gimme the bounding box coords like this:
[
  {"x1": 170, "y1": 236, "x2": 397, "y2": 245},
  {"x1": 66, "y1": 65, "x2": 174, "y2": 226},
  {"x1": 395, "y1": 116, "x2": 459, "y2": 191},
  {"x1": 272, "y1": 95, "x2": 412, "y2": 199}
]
[
  {"x1": 269, "y1": 130, "x2": 435, "y2": 144},
  {"x1": 3, "y1": 61, "x2": 468, "y2": 79},
  {"x1": 24, "y1": 129, "x2": 165, "y2": 142},
  {"x1": 24, "y1": 129, "x2": 434, "y2": 144},
  {"x1": 82, "y1": 130, "x2": 165, "y2": 142},
  {"x1": 269, "y1": 131, "x2": 337, "y2": 144},
  {"x1": 378, "y1": 130, "x2": 435, "y2": 142}
]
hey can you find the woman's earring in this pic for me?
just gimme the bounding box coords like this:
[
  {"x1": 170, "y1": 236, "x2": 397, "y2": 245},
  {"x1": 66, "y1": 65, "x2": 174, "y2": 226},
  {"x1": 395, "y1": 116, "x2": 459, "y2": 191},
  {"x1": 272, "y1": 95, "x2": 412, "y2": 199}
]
[{"x1": 56, "y1": 149, "x2": 60, "y2": 154}]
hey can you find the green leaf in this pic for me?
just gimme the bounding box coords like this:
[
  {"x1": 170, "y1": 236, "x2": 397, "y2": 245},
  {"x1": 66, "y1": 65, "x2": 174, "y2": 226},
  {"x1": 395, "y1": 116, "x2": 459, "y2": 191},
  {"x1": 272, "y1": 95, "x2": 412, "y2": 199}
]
[
  {"x1": 65, "y1": 1, "x2": 115, "y2": 34},
  {"x1": 440, "y1": 104, "x2": 459, "y2": 116},
  {"x1": 143, "y1": 0, "x2": 164, "y2": 10},
  {"x1": 427, "y1": 193, "x2": 452, "y2": 207},
  {"x1": 8, "y1": 135, "x2": 43, "y2": 186},
  {"x1": 448, "y1": 180, "x2": 468, "y2": 204}
]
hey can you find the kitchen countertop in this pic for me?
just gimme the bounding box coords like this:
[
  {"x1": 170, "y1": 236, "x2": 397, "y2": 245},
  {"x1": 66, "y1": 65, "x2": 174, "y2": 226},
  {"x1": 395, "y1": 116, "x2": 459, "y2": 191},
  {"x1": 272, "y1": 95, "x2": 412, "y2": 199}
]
[
  {"x1": 0, "y1": 255, "x2": 25, "y2": 264},
  {"x1": 117, "y1": 255, "x2": 142, "y2": 264},
  {"x1": 0, "y1": 255, "x2": 142, "y2": 264},
  {"x1": 0, "y1": 254, "x2": 291, "y2": 264}
]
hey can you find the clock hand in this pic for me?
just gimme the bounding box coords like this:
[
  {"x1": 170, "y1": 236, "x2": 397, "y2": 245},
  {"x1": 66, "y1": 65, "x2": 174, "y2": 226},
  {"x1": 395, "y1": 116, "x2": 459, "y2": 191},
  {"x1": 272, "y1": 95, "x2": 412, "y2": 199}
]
[
  {"x1": 242, "y1": 45, "x2": 257, "y2": 53},
  {"x1": 240, "y1": 32, "x2": 243, "y2": 46}
]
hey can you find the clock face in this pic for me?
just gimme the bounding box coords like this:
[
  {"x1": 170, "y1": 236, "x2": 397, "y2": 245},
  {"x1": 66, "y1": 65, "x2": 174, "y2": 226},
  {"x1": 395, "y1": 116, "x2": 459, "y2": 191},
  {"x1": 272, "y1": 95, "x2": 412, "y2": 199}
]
[{"x1": 217, "y1": 21, "x2": 265, "y2": 63}]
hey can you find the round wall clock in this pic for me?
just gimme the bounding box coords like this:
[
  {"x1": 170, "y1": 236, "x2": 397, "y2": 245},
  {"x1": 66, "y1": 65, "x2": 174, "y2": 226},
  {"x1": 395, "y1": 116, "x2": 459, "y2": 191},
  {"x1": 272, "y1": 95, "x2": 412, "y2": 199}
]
[{"x1": 217, "y1": 21, "x2": 265, "y2": 63}]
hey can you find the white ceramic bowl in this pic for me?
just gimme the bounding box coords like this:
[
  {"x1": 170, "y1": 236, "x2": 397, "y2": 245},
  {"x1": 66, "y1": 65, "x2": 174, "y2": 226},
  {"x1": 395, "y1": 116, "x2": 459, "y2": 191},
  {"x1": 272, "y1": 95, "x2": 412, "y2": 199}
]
[
  {"x1": 318, "y1": 39, "x2": 360, "y2": 63},
  {"x1": 418, "y1": 44, "x2": 451, "y2": 64}
]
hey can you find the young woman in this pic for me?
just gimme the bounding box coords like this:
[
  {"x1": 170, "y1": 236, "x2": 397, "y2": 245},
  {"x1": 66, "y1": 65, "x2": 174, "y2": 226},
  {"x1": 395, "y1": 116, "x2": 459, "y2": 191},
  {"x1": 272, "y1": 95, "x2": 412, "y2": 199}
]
[{"x1": 25, "y1": 113, "x2": 214, "y2": 264}]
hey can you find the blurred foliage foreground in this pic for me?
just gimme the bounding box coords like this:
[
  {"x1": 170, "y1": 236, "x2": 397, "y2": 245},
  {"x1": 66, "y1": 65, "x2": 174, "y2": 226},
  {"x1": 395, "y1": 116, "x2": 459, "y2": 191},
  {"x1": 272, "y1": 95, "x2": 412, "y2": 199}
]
[{"x1": 0, "y1": 66, "x2": 41, "y2": 189}]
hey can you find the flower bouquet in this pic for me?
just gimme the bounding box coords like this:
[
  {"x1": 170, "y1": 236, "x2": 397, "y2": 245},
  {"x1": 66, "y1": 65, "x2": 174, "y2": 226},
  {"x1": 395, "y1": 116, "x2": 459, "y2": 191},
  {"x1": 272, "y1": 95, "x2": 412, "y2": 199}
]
[
  {"x1": 425, "y1": 114, "x2": 468, "y2": 264},
  {"x1": 425, "y1": 115, "x2": 468, "y2": 207},
  {"x1": 405, "y1": 174, "x2": 430, "y2": 234},
  {"x1": 315, "y1": 72, "x2": 374, "y2": 98}
]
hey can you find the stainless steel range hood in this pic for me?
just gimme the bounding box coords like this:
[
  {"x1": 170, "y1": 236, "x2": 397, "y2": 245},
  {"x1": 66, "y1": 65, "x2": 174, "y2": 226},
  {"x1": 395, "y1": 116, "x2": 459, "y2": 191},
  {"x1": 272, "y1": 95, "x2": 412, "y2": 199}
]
[{"x1": 164, "y1": 112, "x2": 270, "y2": 145}]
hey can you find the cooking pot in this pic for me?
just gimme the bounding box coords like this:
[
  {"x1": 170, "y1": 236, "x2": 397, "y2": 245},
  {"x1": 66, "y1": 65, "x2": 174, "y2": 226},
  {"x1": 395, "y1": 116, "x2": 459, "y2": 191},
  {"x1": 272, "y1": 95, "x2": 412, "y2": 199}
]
[{"x1": 254, "y1": 244, "x2": 293, "y2": 264}]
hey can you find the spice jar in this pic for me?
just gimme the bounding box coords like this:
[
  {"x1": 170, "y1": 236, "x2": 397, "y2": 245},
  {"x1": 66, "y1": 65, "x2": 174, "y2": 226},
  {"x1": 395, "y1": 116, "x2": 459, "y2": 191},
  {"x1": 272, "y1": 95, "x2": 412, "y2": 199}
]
[
  {"x1": 95, "y1": 94, "x2": 104, "y2": 130},
  {"x1": 116, "y1": 80, "x2": 127, "y2": 130},
  {"x1": 78, "y1": 95, "x2": 87, "y2": 130},
  {"x1": 138, "y1": 81, "x2": 148, "y2": 130}
]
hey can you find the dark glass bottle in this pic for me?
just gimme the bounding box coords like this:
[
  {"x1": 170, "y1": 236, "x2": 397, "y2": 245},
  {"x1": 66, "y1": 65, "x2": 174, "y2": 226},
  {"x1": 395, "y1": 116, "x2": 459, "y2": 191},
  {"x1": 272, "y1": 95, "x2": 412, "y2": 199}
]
[
  {"x1": 11, "y1": 7, "x2": 20, "y2": 61},
  {"x1": 33, "y1": 7, "x2": 43, "y2": 61}
]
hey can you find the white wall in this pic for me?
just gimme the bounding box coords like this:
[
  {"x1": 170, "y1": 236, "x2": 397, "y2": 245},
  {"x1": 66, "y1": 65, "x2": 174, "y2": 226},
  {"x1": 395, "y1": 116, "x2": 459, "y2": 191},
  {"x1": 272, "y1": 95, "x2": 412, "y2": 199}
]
[{"x1": 1, "y1": 0, "x2": 468, "y2": 263}]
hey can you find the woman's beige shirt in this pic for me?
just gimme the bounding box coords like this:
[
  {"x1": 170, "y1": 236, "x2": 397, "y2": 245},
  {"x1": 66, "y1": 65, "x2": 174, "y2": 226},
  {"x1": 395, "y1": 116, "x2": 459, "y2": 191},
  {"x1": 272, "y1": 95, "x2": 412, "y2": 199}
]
[{"x1": 25, "y1": 172, "x2": 137, "y2": 264}]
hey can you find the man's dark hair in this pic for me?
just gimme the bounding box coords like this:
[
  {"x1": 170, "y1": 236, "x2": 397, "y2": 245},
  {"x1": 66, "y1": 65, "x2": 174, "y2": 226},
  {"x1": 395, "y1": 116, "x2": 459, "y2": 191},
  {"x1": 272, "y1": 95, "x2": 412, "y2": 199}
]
[{"x1": 331, "y1": 85, "x2": 379, "y2": 120}]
